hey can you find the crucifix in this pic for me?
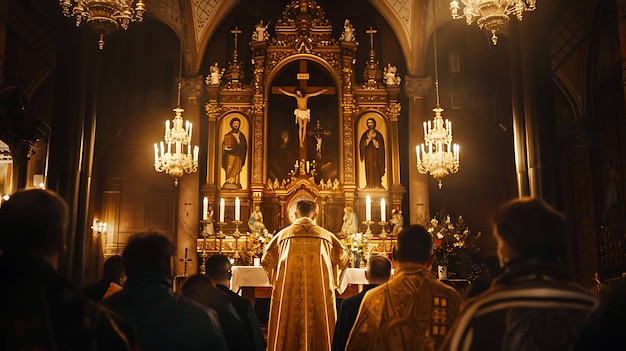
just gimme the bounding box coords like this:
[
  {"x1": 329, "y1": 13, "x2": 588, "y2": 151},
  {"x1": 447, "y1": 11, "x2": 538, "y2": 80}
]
[
  {"x1": 179, "y1": 247, "x2": 192, "y2": 277},
  {"x1": 230, "y1": 26, "x2": 242, "y2": 60},
  {"x1": 366, "y1": 26, "x2": 377, "y2": 53},
  {"x1": 308, "y1": 120, "x2": 331, "y2": 160},
  {"x1": 271, "y1": 60, "x2": 335, "y2": 164}
]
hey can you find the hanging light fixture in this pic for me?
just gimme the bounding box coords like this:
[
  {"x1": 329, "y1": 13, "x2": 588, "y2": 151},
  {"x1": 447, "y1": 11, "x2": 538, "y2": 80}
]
[
  {"x1": 59, "y1": 0, "x2": 146, "y2": 49},
  {"x1": 449, "y1": 0, "x2": 536, "y2": 45},
  {"x1": 416, "y1": 7, "x2": 460, "y2": 189},
  {"x1": 154, "y1": 82, "x2": 199, "y2": 186}
]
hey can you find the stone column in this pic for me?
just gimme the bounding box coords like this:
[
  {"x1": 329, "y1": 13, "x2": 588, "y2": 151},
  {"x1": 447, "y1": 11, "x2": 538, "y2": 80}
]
[
  {"x1": 174, "y1": 76, "x2": 204, "y2": 277},
  {"x1": 404, "y1": 75, "x2": 432, "y2": 224},
  {"x1": 617, "y1": 0, "x2": 626, "y2": 111}
]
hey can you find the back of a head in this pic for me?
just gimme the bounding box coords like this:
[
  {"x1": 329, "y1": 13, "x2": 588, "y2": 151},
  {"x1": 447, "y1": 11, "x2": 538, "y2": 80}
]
[
  {"x1": 0, "y1": 188, "x2": 69, "y2": 255},
  {"x1": 493, "y1": 197, "x2": 565, "y2": 263},
  {"x1": 180, "y1": 274, "x2": 216, "y2": 300},
  {"x1": 395, "y1": 225, "x2": 433, "y2": 264},
  {"x1": 122, "y1": 231, "x2": 175, "y2": 278},
  {"x1": 367, "y1": 255, "x2": 392, "y2": 282},
  {"x1": 102, "y1": 255, "x2": 124, "y2": 283},
  {"x1": 204, "y1": 254, "x2": 231, "y2": 282},
  {"x1": 296, "y1": 200, "x2": 316, "y2": 217}
]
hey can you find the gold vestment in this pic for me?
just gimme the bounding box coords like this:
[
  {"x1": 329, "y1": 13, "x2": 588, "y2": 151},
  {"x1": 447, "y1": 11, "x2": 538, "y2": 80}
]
[
  {"x1": 346, "y1": 266, "x2": 463, "y2": 351},
  {"x1": 262, "y1": 217, "x2": 348, "y2": 351}
]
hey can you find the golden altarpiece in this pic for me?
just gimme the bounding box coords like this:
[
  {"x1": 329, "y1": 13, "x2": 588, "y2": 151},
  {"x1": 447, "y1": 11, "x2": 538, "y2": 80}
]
[{"x1": 198, "y1": 0, "x2": 405, "y2": 265}]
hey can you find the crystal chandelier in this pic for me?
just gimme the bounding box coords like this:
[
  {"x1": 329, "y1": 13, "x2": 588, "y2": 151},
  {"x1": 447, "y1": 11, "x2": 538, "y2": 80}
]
[
  {"x1": 154, "y1": 83, "x2": 199, "y2": 186},
  {"x1": 450, "y1": 0, "x2": 536, "y2": 45},
  {"x1": 416, "y1": 11, "x2": 460, "y2": 189},
  {"x1": 59, "y1": 0, "x2": 146, "y2": 49}
]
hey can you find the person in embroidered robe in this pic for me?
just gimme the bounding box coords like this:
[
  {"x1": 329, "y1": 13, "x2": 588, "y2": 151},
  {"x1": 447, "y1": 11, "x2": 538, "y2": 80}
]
[
  {"x1": 346, "y1": 224, "x2": 463, "y2": 351},
  {"x1": 262, "y1": 199, "x2": 348, "y2": 351}
]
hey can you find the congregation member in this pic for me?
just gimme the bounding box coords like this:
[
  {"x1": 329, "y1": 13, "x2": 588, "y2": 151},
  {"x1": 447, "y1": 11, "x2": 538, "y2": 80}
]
[
  {"x1": 102, "y1": 231, "x2": 227, "y2": 351},
  {"x1": 82, "y1": 254, "x2": 125, "y2": 301},
  {"x1": 0, "y1": 189, "x2": 136, "y2": 350},
  {"x1": 332, "y1": 255, "x2": 392, "y2": 351},
  {"x1": 345, "y1": 225, "x2": 462, "y2": 350},
  {"x1": 262, "y1": 199, "x2": 348, "y2": 351},
  {"x1": 181, "y1": 273, "x2": 253, "y2": 351},
  {"x1": 205, "y1": 253, "x2": 266, "y2": 351},
  {"x1": 440, "y1": 197, "x2": 597, "y2": 351},
  {"x1": 575, "y1": 276, "x2": 626, "y2": 350}
]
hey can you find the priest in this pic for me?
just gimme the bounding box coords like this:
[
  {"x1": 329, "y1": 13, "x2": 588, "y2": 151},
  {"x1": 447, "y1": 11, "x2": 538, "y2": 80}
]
[{"x1": 262, "y1": 200, "x2": 348, "y2": 351}]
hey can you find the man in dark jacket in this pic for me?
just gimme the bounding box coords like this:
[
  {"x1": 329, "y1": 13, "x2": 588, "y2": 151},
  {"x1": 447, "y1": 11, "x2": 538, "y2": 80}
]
[
  {"x1": 332, "y1": 255, "x2": 392, "y2": 351},
  {"x1": 205, "y1": 254, "x2": 266, "y2": 351},
  {"x1": 181, "y1": 273, "x2": 253, "y2": 351},
  {"x1": 103, "y1": 231, "x2": 227, "y2": 351},
  {"x1": 0, "y1": 189, "x2": 136, "y2": 350},
  {"x1": 440, "y1": 197, "x2": 598, "y2": 351}
]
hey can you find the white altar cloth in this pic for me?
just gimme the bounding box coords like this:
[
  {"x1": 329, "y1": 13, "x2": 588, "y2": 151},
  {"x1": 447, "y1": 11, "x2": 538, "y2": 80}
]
[{"x1": 230, "y1": 266, "x2": 370, "y2": 294}]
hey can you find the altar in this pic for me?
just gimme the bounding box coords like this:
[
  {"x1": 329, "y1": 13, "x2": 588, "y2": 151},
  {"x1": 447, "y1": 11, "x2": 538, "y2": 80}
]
[{"x1": 230, "y1": 266, "x2": 371, "y2": 298}]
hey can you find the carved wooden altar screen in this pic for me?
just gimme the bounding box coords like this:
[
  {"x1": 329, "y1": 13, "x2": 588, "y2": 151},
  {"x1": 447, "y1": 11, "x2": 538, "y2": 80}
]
[{"x1": 199, "y1": 0, "x2": 405, "y2": 264}]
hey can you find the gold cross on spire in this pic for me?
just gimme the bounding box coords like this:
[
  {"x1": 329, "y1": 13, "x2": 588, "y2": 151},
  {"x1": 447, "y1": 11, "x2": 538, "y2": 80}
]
[
  {"x1": 366, "y1": 26, "x2": 377, "y2": 52},
  {"x1": 231, "y1": 26, "x2": 242, "y2": 58}
]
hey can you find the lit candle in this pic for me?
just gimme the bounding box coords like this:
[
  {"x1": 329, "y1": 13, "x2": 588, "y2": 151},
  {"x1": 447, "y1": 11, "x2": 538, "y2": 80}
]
[
  {"x1": 193, "y1": 146, "x2": 199, "y2": 162},
  {"x1": 366, "y1": 195, "x2": 371, "y2": 221},
  {"x1": 203, "y1": 197, "x2": 208, "y2": 220},
  {"x1": 235, "y1": 197, "x2": 240, "y2": 221},
  {"x1": 154, "y1": 143, "x2": 159, "y2": 164},
  {"x1": 416, "y1": 145, "x2": 421, "y2": 164},
  {"x1": 423, "y1": 121, "x2": 427, "y2": 137},
  {"x1": 176, "y1": 141, "x2": 181, "y2": 156},
  {"x1": 189, "y1": 123, "x2": 193, "y2": 139},
  {"x1": 160, "y1": 141, "x2": 164, "y2": 157},
  {"x1": 380, "y1": 198, "x2": 386, "y2": 222},
  {"x1": 219, "y1": 198, "x2": 225, "y2": 222},
  {"x1": 306, "y1": 161, "x2": 310, "y2": 174}
]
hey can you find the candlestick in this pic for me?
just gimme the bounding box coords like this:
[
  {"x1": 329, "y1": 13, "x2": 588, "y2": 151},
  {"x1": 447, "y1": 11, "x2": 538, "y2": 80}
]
[
  {"x1": 366, "y1": 195, "x2": 371, "y2": 221},
  {"x1": 202, "y1": 197, "x2": 208, "y2": 220},
  {"x1": 234, "y1": 197, "x2": 240, "y2": 221},
  {"x1": 380, "y1": 198, "x2": 386, "y2": 222},
  {"x1": 219, "y1": 198, "x2": 225, "y2": 223}
]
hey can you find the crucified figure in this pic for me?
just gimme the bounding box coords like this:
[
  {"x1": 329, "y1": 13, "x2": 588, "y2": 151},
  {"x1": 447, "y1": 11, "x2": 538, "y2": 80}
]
[{"x1": 278, "y1": 87, "x2": 328, "y2": 148}]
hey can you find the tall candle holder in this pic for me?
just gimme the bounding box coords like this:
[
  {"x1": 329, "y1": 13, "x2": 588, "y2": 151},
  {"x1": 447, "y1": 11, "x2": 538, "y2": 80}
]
[
  {"x1": 363, "y1": 220, "x2": 374, "y2": 238},
  {"x1": 216, "y1": 221, "x2": 227, "y2": 253},
  {"x1": 378, "y1": 221, "x2": 389, "y2": 252},
  {"x1": 199, "y1": 220, "x2": 211, "y2": 273},
  {"x1": 231, "y1": 220, "x2": 243, "y2": 259}
]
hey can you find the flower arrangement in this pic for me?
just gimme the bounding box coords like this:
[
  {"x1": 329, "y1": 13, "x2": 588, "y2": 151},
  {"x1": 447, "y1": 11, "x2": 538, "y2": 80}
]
[
  {"x1": 341, "y1": 232, "x2": 377, "y2": 267},
  {"x1": 245, "y1": 228, "x2": 274, "y2": 261},
  {"x1": 427, "y1": 211, "x2": 485, "y2": 281}
]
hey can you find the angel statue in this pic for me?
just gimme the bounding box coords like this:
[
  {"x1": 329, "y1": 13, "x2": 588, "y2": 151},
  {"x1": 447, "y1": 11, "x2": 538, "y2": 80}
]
[
  {"x1": 383, "y1": 63, "x2": 401, "y2": 86},
  {"x1": 206, "y1": 62, "x2": 224, "y2": 85},
  {"x1": 252, "y1": 20, "x2": 270, "y2": 42}
]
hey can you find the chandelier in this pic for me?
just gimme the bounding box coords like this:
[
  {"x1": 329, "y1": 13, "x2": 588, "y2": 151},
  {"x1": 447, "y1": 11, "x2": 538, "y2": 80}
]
[
  {"x1": 416, "y1": 8, "x2": 460, "y2": 189},
  {"x1": 154, "y1": 83, "x2": 199, "y2": 186},
  {"x1": 450, "y1": 0, "x2": 536, "y2": 45},
  {"x1": 59, "y1": 0, "x2": 146, "y2": 49}
]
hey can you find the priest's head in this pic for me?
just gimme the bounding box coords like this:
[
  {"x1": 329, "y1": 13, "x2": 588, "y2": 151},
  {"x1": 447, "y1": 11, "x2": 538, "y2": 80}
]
[
  {"x1": 296, "y1": 200, "x2": 318, "y2": 219},
  {"x1": 393, "y1": 224, "x2": 434, "y2": 268}
]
